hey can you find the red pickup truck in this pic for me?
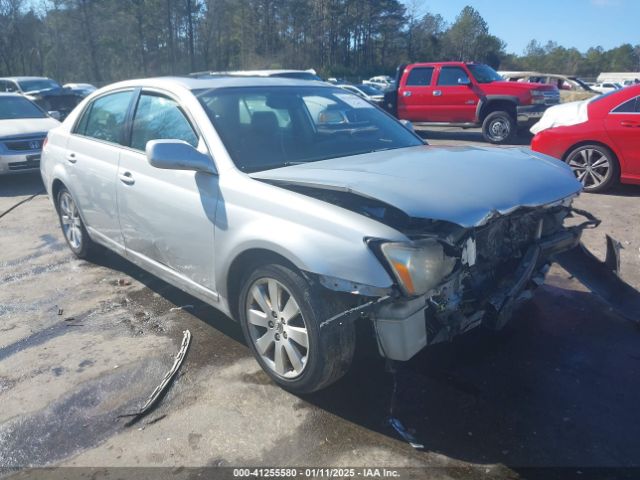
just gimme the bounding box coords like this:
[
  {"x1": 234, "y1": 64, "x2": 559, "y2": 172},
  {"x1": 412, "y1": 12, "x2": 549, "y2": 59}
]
[{"x1": 384, "y1": 62, "x2": 560, "y2": 144}]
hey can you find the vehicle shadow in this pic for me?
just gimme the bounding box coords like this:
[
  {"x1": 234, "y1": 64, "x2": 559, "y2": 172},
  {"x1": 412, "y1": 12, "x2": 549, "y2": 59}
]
[
  {"x1": 87, "y1": 249, "x2": 640, "y2": 471},
  {"x1": 0, "y1": 173, "x2": 45, "y2": 197},
  {"x1": 599, "y1": 183, "x2": 640, "y2": 197},
  {"x1": 305, "y1": 282, "x2": 640, "y2": 471},
  {"x1": 417, "y1": 127, "x2": 532, "y2": 147}
]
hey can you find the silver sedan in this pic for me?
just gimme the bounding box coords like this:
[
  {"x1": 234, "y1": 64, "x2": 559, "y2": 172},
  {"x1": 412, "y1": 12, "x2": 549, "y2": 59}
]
[
  {"x1": 40, "y1": 76, "x2": 638, "y2": 393},
  {"x1": 0, "y1": 93, "x2": 60, "y2": 174}
]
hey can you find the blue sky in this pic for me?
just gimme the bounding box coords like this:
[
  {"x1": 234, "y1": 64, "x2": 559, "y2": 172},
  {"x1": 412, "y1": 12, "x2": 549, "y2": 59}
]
[{"x1": 404, "y1": 0, "x2": 639, "y2": 54}]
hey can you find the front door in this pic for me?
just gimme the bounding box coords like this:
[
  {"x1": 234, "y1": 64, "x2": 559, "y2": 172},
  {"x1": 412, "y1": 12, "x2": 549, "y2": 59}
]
[
  {"x1": 430, "y1": 66, "x2": 478, "y2": 123},
  {"x1": 116, "y1": 90, "x2": 219, "y2": 294}
]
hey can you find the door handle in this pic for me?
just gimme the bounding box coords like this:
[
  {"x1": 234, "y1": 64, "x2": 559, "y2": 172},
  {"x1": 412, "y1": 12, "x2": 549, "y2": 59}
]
[
  {"x1": 402, "y1": 91, "x2": 412, "y2": 97},
  {"x1": 620, "y1": 120, "x2": 640, "y2": 128},
  {"x1": 433, "y1": 90, "x2": 442, "y2": 96},
  {"x1": 119, "y1": 171, "x2": 135, "y2": 185},
  {"x1": 66, "y1": 153, "x2": 77, "y2": 164}
]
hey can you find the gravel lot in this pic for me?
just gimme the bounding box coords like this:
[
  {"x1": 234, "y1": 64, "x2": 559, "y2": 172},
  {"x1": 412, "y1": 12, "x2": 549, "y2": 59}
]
[{"x1": 1, "y1": 127, "x2": 639, "y2": 479}]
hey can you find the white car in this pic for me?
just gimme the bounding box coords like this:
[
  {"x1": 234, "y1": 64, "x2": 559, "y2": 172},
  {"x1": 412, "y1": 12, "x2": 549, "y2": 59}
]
[
  {"x1": 591, "y1": 82, "x2": 621, "y2": 94},
  {"x1": 338, "y1": 84, "x2": 384, "y2": 104},
  {"x1": 363, "y1": 76, "x2": 394, "y2": 91}
]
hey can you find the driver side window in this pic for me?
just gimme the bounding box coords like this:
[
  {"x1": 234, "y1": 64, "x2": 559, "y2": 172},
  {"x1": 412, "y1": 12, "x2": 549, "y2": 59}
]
[{"x1": 130, "y1": 93, "x2": 198, "y2": 151}]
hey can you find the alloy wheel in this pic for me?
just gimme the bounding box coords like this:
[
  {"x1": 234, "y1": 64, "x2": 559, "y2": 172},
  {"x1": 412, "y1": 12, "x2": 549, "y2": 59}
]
[
  {"x1": 59, "y1": 191, "x2": 83, "y2": 250},
  {"x1": 245, "y1": 277, "x2": 309, "y2": 379},
  {"x1": 567, "y1": 147, "x2": 611, "y2": 190}
]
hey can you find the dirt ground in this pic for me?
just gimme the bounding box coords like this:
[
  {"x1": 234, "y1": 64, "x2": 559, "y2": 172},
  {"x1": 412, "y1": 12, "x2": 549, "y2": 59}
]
[{"x1": 1, "y1": 127, "x2": 639, "y2": 479}]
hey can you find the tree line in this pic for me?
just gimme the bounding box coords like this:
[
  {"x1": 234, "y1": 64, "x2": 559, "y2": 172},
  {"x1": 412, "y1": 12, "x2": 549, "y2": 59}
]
[{"x1": 1, "y1": 0, "x2": 638, "y2": 84}]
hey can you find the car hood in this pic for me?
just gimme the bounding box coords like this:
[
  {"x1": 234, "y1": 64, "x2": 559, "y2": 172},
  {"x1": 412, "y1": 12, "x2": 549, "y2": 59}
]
[
  {"x1": 484, "y1": 80, "x2": 556, "y2": 91},
  {"x1": 251, "y1": 145, "x2": 582, "y2": 228},
  {"x1": 0, "y1": 117, "x2": 60, "y2": 138}
]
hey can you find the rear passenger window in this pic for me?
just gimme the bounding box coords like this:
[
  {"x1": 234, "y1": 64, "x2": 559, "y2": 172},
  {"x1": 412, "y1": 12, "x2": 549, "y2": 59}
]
[
  {"x1": 78, "y1": 90, "x2": 133, "y2": 144},
  {"x1": 437, "y1": 67, "x2": 470, "y2": 86},
  {"x1": 405, "y1": 67, "x2": 434, "y2": 86},
  {"x1": 612, "y1": 97, "x2": 639, "y2": 113},
  {"x1": 131, "y1": 93, "x2": 198, "y2": 151}
]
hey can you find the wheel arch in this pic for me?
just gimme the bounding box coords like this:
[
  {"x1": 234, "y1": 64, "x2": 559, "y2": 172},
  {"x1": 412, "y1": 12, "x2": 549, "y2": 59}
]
[
  {"x1": 478, "y1": 98, "x2": 518, "y2": 122},
  {"x1": 225, "y1": 248, "x2": 302, "y2": 321}
]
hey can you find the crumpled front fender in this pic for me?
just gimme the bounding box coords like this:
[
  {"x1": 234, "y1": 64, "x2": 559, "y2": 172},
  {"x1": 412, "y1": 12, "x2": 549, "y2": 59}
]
[{"x1": 554, "y1": 235, "x2": 640, "y2": 324}]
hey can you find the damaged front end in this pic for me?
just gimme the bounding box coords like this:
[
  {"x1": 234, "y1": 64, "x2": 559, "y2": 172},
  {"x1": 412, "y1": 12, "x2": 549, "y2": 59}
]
[{"x1": 321, "y1": 202, "x2": 639, "y2": 362}]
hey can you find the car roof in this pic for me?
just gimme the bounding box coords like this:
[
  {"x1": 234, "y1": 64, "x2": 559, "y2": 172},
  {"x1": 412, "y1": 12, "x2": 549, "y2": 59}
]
[
  {"x1": 102, "y1": 76, "x2": 331, "y2": 92},
  {"x1": 0, "y1": 76, "x2": 53, "y2": 82},
  {"x1": 190, "y1": 69, "x2": 316, "y2": 77}
]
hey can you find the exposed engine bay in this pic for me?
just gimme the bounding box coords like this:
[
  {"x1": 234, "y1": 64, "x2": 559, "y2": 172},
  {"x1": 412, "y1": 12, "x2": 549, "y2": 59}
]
[{"x1": 275, "y1": 181, "x2": 639, "y2": 361}]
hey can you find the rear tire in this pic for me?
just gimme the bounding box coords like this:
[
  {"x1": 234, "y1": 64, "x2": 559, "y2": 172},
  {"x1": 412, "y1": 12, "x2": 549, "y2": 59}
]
[
  {"x1": 56, "y1": 187, "x2": 96, "y2": 259},
  {"x1": 482, "y1": 111, "x2": 516, "y2": 144},
  {"x1": 238, "y1": 263, "x2": 355, "y2": 394},
  {"x1": 564, "y1": 144, "x2": 619, "y2": 193}
]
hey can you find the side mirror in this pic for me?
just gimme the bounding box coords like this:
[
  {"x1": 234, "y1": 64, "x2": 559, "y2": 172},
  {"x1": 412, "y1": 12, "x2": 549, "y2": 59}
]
[
  {"x1": 146, "y1": 139, "x2": 217, "y2": 174},
  {"x1": 458, "y1": 77, "x2": 471, "y2": 86},
  {"x1": 399, "y1": 119, "x2": 415, "y2": 132},
  {"x1": 48, "y1": 110, "x2": 61, "y2": 120}
]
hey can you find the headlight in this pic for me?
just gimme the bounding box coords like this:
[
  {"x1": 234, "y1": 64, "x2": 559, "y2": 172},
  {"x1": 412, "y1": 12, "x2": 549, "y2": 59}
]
[
  {"x1": 531, "y1": 90, "x2": 547, "y2": 104},
  {"x1": 380, "y1": 239, "x2": 456, "y2": 296}
]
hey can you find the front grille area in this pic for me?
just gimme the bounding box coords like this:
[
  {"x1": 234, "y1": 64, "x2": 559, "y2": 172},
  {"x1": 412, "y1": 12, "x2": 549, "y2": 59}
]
[
  {"x1": 544, "y1": 91, "x2": 560, "y2": 105},
  {"x1": 4, "y1": 138, "x2": 44, "y2": 151},
  {"x1": 8, "y1": 156, "x2": 40, "y2": 171}
]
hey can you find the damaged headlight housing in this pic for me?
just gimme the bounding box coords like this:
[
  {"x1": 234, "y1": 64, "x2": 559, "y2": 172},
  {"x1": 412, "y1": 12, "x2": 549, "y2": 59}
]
[{"x1": 380, "y1": 239, "x2": 456, "y2": 296}]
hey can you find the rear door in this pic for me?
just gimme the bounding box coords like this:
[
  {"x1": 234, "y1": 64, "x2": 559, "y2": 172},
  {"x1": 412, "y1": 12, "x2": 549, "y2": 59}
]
[
  {"x1": 397, "y1": 66, "x2": 435, "y2": 121},
  {"x1": 430, "y1": 66, "x2": 478, "y2": 122},
  {"x1": 64, "y1": 89, "x2": 136, "y2": 249},
  {"x1": 116, "y1": 89, "x2": 219, "y2": 295},
  {"x1": 605, "y1": 95, "x2": 640, "y2": 176}
]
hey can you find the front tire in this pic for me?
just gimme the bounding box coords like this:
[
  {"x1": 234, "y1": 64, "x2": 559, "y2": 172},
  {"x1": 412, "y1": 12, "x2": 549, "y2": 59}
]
[
  {"x1": 564, "y1": 144, "x2": 619, "y2": 193},
  {"x1": 56, "y1": 187, "x2": 96, "y2": 259},
  {"x1": 482, "y1": 111, "x2": 516, "y2": 144},
  {"x1": 238, "y1": 263, "x2": 355, "y2": 394}
]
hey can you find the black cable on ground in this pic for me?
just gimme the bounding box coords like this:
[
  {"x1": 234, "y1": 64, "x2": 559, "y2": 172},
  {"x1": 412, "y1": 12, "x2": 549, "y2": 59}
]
[{"x1": 0, "y1": 190, "x2": 44, "y2": 221}]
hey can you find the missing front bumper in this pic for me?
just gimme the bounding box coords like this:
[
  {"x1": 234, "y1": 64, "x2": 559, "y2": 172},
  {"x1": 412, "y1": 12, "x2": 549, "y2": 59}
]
[{"x1": 554, "y1": 236, "x2": 640, "y2": 324}]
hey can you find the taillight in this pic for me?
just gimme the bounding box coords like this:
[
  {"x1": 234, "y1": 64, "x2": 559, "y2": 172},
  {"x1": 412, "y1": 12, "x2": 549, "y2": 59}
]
[{"x1": 43, "y1": 136, "x2": 48, "y2": 148}]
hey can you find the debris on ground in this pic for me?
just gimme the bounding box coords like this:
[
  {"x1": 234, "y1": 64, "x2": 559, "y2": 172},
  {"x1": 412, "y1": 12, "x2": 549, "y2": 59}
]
[
  {"x1": 387, "y1": 417, "x2": 424, "y2": 449},
  {"x1": 169, "y1": 305, "x2": 194, "y2": 312},
  {"x1": 57, "y1": 308, "x2": 64, "y2": 316},
  {"x1": 118, "y1": 330, "x2": 192, "y2": 426},
  {"x1": 117, "y1": 278, "x2": 132, "y2": 286}
]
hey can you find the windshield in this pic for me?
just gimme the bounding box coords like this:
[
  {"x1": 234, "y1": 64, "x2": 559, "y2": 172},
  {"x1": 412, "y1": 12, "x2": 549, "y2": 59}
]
[
  {"x1": 467, "y1": 64, "x2": 503, "y2": 84},
  {"x1": 196, "y1": 86, "x2": 423, "y2": 173},
  {"x1": 0, "y1": 96, "x2": 47, "y2": 119},
  {"x1": 17, "y1": 79, "x2": 60, "y2": 93},
  {"x1": 357, "y1": 84, "x2": 383, "y2": 95}
]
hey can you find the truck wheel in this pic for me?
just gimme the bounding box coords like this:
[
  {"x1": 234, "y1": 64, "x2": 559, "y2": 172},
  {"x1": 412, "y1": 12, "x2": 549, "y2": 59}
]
[
  {"x1": 238, "y1": 263, "x2": 355, "y2": 394},
  {"x1": 482, "y1": 111, "x2": 516, "y2": 144},
  {"x1": 564, "y1": 144, "x2": 619, "y2": 193},
  {"x1": 56, "y1": 187, "x2": 97, "y2": 259}
]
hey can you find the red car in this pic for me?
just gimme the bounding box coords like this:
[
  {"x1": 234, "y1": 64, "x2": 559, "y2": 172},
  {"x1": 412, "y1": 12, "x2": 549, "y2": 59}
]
[{"x1": 531, "y1": 85, "x2": 640, "y2": 192}]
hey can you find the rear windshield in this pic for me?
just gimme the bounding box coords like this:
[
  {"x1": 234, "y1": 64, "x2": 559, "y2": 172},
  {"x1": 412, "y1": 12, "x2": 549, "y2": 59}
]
[
  {"x1": 196, "y1": 86, "x2": 423, "y2": 173},
  {"x1": 17, "y1": 79, "x2": 60, "y2": 93},
  {"x1": 0, "y1": 96, "x2": 46, "y2": 119}
]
